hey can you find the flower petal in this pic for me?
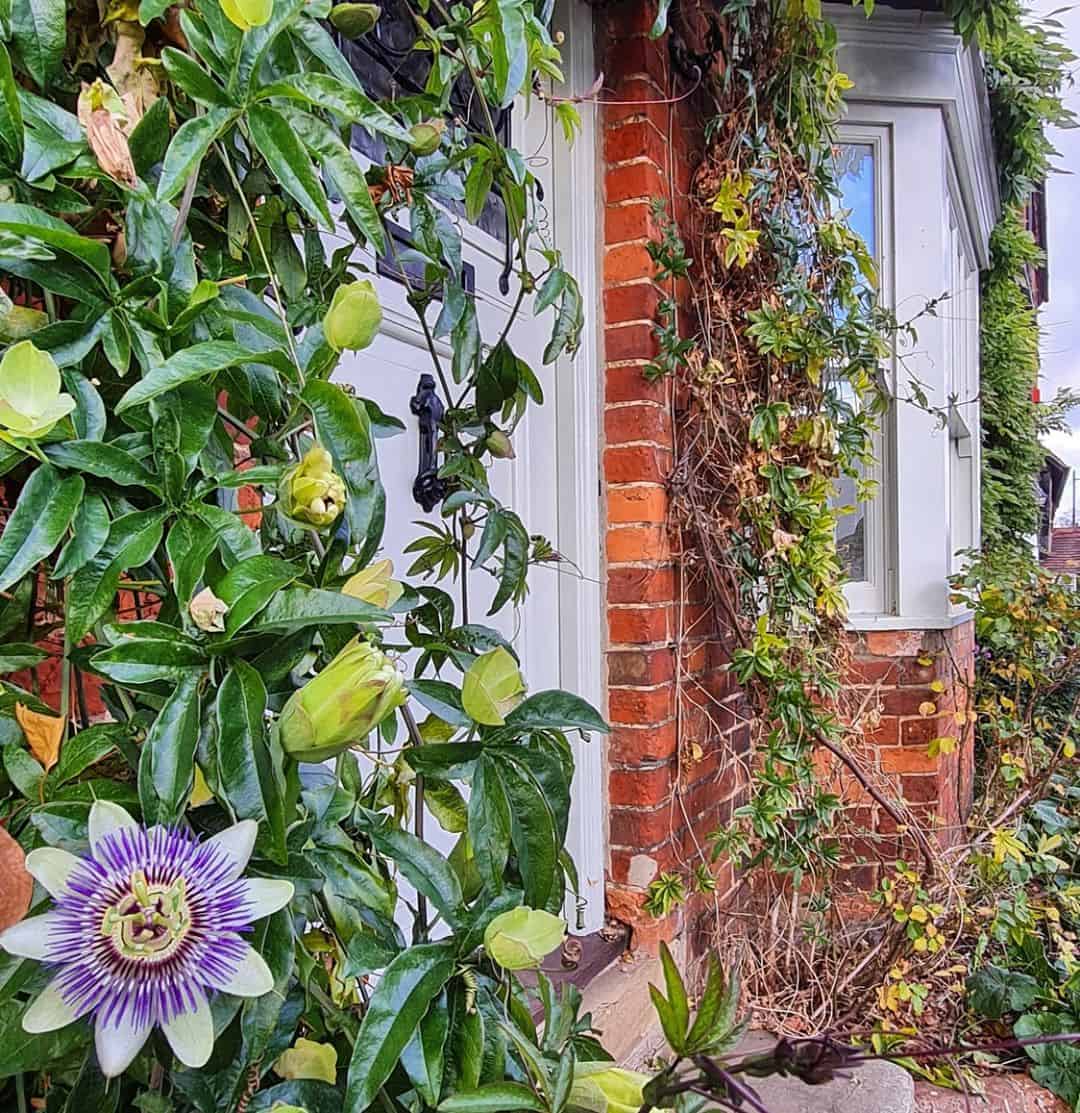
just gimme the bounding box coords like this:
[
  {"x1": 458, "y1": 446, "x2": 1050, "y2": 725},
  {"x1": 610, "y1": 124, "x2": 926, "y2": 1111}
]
[
  {"x1": 242, "y1": 878, "x2": 294, "y2": 921},
  {"x1": 25, "y1": 847, "x2": 80, "y2": 899},
  {"x1": 163, "y1": 990, "x2": 214, "y2": 1068},
  {"x1": 96, "y1": 1009, "x2": 153, "y2": 1078},
  {"x1": 207, "y1": 819, "x2": 258, "y2": 879},
  {"x1": 0, "y1": 912, "x2": 57, "y2": 959},
  {"x1": 89, "y1": 799, "x2": 137, "y2": 852},
  {"x1": 218, "y1": 944, "x2": 274, "y2": 997},
  {"x1": 23, "y1": 977, "x2": 78, "y2": 1033}
]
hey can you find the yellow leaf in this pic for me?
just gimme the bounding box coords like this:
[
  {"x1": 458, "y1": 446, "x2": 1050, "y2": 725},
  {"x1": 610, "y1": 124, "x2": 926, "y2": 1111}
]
[
  {"x1": 927, "y1": 736, "x2": 957, "y2": 758},
  {"x1": 15, "y1": 704, "x2": 63, "y2": 772},
  {"x1": 918, "y1": 701, "x2": 937, "y2": 717},
  {"x1": 273, "y1": 1038, "x2": 338, "y2": 1084},
  {"x1": 1064, "y1": 738, "x2": 1076, "y2": 759},
  {"x1": 188, "y1": 765, "x2": 214, "y2": 809},
  {"x1": 929, "y1": 680, "x2": 945, "y2": 694},
  {"x1": 917, "y1": 655, "x2": 934, "y2": 668}
]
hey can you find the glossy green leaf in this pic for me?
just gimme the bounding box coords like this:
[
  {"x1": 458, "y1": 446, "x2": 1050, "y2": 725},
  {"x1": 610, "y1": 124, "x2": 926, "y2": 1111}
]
[
  {"x1": 0, "y1": 203, "x2": 110, "y2": 282},
  {"x1": 167, "y1": 512, "x2": 218, "y2": 608},
  {"x1": 216, "y1": 660, "x2": 287, "y2": 862},
  {"x1": 0, "y1": 43, "x2": 23, "y2": 165},
  {"x1": 47, "y1": 723, "x2": 121, "y2": 786},
  {"x1": 260, "y1": 72, "x2": 410, "y2": 141},
  {"x1": 0, "y1": 463, "x2": 83, "y2": 593},
  {"x1": 505, "y1": 690, "x2": 609, "y2": 733},
  {"x1": 66, "y1": 509, "x2": 167, "y2": 641},
  {"x1": 215, "y1": 554, "x2": 302, "y2": 635},
  {"x1": 247, "y1": 586, "x2": 387, "y2": 634},
  {"x1": 156, "y1": 106, "x2": 237, "y2": 203},
  {"x1": 248, "y1": 102, "x2": 332, "y2": 229},
  {"x1": 161, "y1": 46, "x2": 234, "y2": 107},
  {"x1": 45, "y1": 440, "x2": 160, "y2": 491},
  {"x1": 409, "y1": 679, "x2": 470, "y2": 727},
  {"x1": 462, "y1": 647, "x2": 524, "y2": 726},
  {"x1": 90, "y1": 624, "x2": 207, "y2": 687},
  {"x1": 10, "y1": 0, "x2": 66, "y2": 89},
  {"x1": 0, "y1": 642, "x2": 47, "y2": 671},
  {"x1": 357, "y1": 808, "x2": 463, "y2": 926},
  {"x1": 469, "y1": 756, "x2": 511, "y2": 891},
  {"x1": 344, "y1": 941, "x2": 455, "y2": 1113},
  {"x1": 402, "y1": 991, "x2": 450, "y2": 1106},
  {"x1": 437, "y1": 1082, "x2": 547, "y2": 1112},
  {"x1": 139, "y1": 671, "x2": 202, "y2": 826},
  {"x1": 302, "y1": 380, "x2": 384, "y2": 564},
  {"x1": 0, "y1": 997, "x2": 89, "y2": 1078}
]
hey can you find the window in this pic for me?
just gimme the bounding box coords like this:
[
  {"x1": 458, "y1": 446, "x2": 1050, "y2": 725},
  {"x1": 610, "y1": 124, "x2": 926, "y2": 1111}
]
[{"x1": 831, "y1": 131, "x2": 893, "y2": 616}]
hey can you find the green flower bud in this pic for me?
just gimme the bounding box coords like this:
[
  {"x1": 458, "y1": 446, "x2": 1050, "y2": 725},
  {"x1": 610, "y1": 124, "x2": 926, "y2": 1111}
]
[
  {"x1": 220, "y1": 0, "x2": 272, "y2": 30},
  {"x1": 0, "y1": 341, "x2": 76, "y2": 440},
  {"x1": 329, "y1": 2, "x2": 381, "y2": 37},
  {"x1": 483, "y1": 906, "x2": 566, "y2": 970},
  {"x1": 278, "y1": 444, "x2": 347, "y2": 529},
  {"x1": 279, "y1": 638, "x2": 406, "y2": 762},
  {"x1": 324, "y1": 280, "x2": 382, "y2": 352},
  {"x1": 273, "y1": 1037, "x2": 337, "y2": 1084},
  {"x1": 409, "y1": 120, "x2": 445, "y2": 156},
  {"x1": 570, "y1": 1066, "x2": 651, "y2": 1113},
  {"x1": 485, "y1": 429, "x2": 515, "y2": 459},
  {"x1": 343, "y1": 559, "x2": 404, "y2": 608}
]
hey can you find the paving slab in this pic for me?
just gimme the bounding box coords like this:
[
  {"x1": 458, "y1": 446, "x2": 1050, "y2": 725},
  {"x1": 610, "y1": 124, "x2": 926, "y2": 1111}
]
[{"x1": 914, "y1": 1076, "x2": 1069, "y2": 1112}]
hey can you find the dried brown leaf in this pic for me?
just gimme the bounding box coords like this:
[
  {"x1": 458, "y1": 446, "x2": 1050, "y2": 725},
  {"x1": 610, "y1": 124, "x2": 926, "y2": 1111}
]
[
  {"x1": 0, "y1": 825, "x2": 32, "y2": 932},
  {"x1": 15, "y1": 703, "x2": 64, "y2": 772}
]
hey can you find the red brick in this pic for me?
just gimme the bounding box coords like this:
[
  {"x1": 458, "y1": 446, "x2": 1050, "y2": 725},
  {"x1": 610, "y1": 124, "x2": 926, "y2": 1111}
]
[
  {"x1": 606, "y1": 524, "x2": 669, "y2": 563},
  {"x1": 608, "y1": 604, "x2": 669, "y2": 644},
  {"x1": 604, "y1": 282, "x2": 663, "y2": 325},
  {"x1": 607, "y1": 485, "x2": 667, "y2": 524},
  {"x1": 608, "y1": 722, "x2": 678, "y2": 764},
  {"x1": 900, "y1": 775, "x2": 941, "y2": 804},
  {"x1": 607, "y1": 567, "x2": 675, "y2": 605},
  {"x1": 609, "y1": 803, "x2": 673, "y2": 848},
  {"x1": 604, "y1": 444, "x2": 672, "y2": 484},
  {"x1": 608, "y1": 684, "x2": 675, "y2": 724},
  {"x1": 605, "y1": 322, "x2": 660, "y2": 364},
  {"x1": 880, "y1": 688, "x2": 935, "y2": 717},
  {"x1": 864, "y1": 630, "x2": 928, "y2": 658},
  {"x1": 607, "y1": 647, "x2": 676, "y2": 686},
  {"x1": 604, "y1": 121, "x2": 668, "y2": 168},
  {"x1": 609, "y1": 764, "x2": 674, "y2": 807},
  {"x1": 845, "y1": 658, "x2": 898, "y2": 685},
  {"x1": 879, "y1": 747, "x2": 937, "y2": 774},
  {"x1": 900, "y1": 717, "x2": 942, "y2": 746},
  {"x1": 604, "y1": 404, "x2": 671, "y2": 446},
  {"x1": 601, "y1": 79, "x2": 673, "y2": 132},
  {"x1": 605, "y1": 162, "x2": 665, "y2": 206},
  {"x1": 604, "y1": 241, "x2": 656, "y2": 284}
]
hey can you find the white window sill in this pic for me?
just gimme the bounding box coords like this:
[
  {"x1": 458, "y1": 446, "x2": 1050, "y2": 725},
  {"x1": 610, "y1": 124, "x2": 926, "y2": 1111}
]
[{"x1": 845, "y1": 610, "x2": 974, "y2": 632}]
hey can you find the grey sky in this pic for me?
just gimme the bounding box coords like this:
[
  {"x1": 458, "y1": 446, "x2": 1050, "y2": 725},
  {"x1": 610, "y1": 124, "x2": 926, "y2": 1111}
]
[{"x1": 1032, "y1": 0, "x2": 1080, "y2": 519}]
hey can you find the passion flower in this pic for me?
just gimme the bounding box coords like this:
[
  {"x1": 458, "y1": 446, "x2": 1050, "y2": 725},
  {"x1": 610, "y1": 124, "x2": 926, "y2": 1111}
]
[
  {"x1": 278, "y1": 443, "x2": 347, "y2": 529},
  {"x1": 0, "y1": 341, "x2": 76, "y2": 440},
  {"x1": 0, "y1": 801, "x2": 293, "y2": 1078}
]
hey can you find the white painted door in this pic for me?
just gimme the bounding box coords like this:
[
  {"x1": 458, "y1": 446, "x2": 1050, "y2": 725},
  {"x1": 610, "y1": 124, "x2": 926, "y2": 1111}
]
[{"x1": 332, "y1": 0, "x2": 605, "y2": 933}]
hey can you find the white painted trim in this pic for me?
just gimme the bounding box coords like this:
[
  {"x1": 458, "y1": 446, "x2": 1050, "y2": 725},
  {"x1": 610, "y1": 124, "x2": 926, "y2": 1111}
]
[
  {"x1": 549, "y1": 0, "x2": 606, "y2": 935},
  {"x1": 829, "y1": 5, "x2": 1000, "y2": 264},
  {"x1": 846, "y1": 609, "x2": 974, "y2": 632}
]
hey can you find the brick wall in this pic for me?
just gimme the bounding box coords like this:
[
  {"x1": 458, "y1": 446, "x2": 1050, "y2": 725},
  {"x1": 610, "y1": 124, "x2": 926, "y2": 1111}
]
[
  {"x1": 598, "y1": 0, "x2": 752, "y2": 950},
  {"x1": 837, "y1": 621, "x2": 977, "y2": 887}
]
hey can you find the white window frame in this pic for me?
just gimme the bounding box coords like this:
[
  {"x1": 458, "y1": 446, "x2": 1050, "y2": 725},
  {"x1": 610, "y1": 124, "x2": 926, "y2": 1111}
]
[
  {"x1": 830, "y1": 4, "x2": 999, "y2": 629},
  {"x1": 836, "y1": 125, "x2": 896, "y2": 618}
]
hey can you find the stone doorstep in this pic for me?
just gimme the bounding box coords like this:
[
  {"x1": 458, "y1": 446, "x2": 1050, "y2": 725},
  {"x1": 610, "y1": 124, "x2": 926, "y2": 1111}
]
[
  {"x1": 578, "y1": 956, "x2": 916, "y2": 1113},
  {"x1": 913, "y1": 1076, "x2": 1070, "y2": 1112}
]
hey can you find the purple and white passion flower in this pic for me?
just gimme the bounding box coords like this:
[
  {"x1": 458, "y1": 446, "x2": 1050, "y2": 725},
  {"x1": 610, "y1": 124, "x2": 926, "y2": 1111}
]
[{"x1": 0, "y1": 801, "x2": 293, "y2": 1078}]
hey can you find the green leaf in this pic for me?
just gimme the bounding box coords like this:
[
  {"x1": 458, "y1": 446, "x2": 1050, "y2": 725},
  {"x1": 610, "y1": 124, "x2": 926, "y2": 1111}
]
[
  {"x1": 505, "y1": 691, "x2": 608, "y2": 733},
  {"x1": 469, "y1": 756, "x2": 511, "y2": 891},
  {"x1": 0, "y1": 463, "x2": 83, "y2": 593},
  {"x1": 259, "y1": 72, "x2": 410, "y2": 142},
  {"x1": 357, "y1": 808, "x2": 463, "y2": 926},
  {"x1": 48, "y1": 723, "x2": 121, "y2": 786},
  {"x1": 156, "y1": 107, "x2": 237, "y2": 203},
  {"x1": 90, "y1": 624, "x2": 207, "y2": 687},
  {"x1": 462, "y1": 647, "x2": 524, "y2": 726},
  {"x1": 247, "y1": 1081, "x2": 342, "y2": 1113},
  {"x1": 658, "y1": 941, "x2": 690, "y2": 1048},
  {"x1": 116, "y1": 339, "x2": 278, "y2": 412},
  {"x1": 409, "y1": 679, "x2": 469, "y2": 727},
  {"x1": 966, "y1": 964, "x2": 1040, "y2": 1019},
  {"x1": 161, "y1": 47, "x2": 234, "y2": 107},
  {"x1": 247, "y1": 103, "x2": 332, "y2": 229},
  {"x1": 494, "y1": 752, "x2": 559, "y2": 909},
  {"x1": 0, "y1": 997, "x2": 89, "y2": 1078},
  {"x1": 489, "y1": 0, "x2": 527, "y2": 108},
  {"x1": 0, "y1": 44, "x2": 24, "y2": 166},
  {"x1": 283, "y1": 107, "x2": 385, "y2": 252},
  {"x1": 167, "y1": 512, "x2": 218, "y2": 607},
  {"x1": 247, "y1": 586, "x2": 387, "y2": 635},
  {"x1": 216, "y1": 660, "x2": 287, "y2": 862},
  {"x1": 45, "y1": 440, "x2": 161, "y2": 491},
  {"x1": 1031, "y1": 1043, "x2": 1080, "y2": 1106},
  {"x1": 10, "y1": 0, "x2": 66, "y2": 89},
  {"x1": 4, "y1": 744, "x2": 44, "y2": 798},
  {"x1": 241, "y1": 908, "x2": 295, "y2": 1061},
  {"x1": 402, "y1": 991, "x2": 450, "y2": 1106},
  {"x1": 128, "y1": 96, "x2": 171, "y2": 177},
  {"x1": 302, "y1": 380, "x2": 385, "y2": 563},
  {"x1": 66, "y1": 509, "x2": 167, "y2": 641},
  {"x1": 62, "y1": 369, "x2": 106, "y2": 440},
  {"x1": 139, "y1": 672, "x2": 202, "y2": 826},
  {"x1": 215, "y1": 555, "x2": 302, "y2": 635},
  {"x1": 0, "y1": 642, "x2": 47, "y2": 671},
  {"x1": 0, "y1": 203, "x2": 110, "y2": 282},
  {"x1": 344, "y1": 941, "x2": 455, "y2": 1113}
]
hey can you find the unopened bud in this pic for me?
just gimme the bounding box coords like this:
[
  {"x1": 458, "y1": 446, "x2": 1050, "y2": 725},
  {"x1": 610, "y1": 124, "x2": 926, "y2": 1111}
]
[
  {"x1": 343, "y1": 559, "x2": 404, "y2": 608},
  {"x1": 329, "y1": 2, "x2": 381, "y2": 37},
  {"x1": 323, "y1": 279, "x2": 382, "y2": 352},
  {"x1": 220, "y1": 0, "x2": 272, "y2": 30},
  {"x1": 409, "y1": 120, "x2": 445, "y2": 156},
  {"x1": 485, "y1": 429, "x2": 515, "y2": 459},
  {"x1": 483, "y1": 906, "x2": 565, "y2": 970},
  {"x1": 278, "y1": 444, "x2": 347, "y2": 529}
]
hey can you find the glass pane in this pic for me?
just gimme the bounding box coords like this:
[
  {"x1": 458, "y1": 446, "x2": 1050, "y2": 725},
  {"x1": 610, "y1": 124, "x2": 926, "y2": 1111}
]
[{"x1": 830, "y1": 143, "x2": 877, "y2": 583}]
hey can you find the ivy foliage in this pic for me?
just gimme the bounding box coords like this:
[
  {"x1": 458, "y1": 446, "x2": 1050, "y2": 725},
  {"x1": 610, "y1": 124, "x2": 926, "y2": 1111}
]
[{"x1": 0, "y1": 0, "x2": 611, "y2": 1108}]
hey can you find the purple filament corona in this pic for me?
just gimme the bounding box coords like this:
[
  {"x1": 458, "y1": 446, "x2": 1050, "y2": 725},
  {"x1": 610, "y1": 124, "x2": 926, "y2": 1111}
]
[{"x1": 48, "y1": 825, "x2": 256, "y2": 1030}]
